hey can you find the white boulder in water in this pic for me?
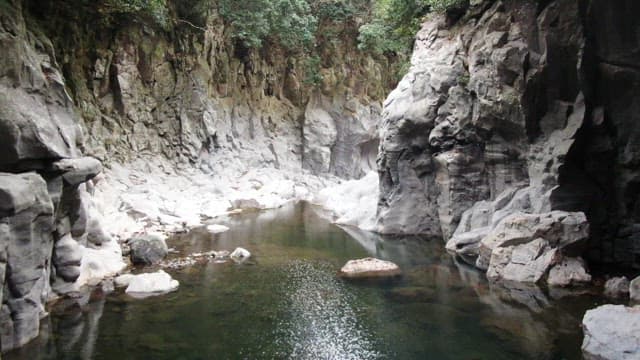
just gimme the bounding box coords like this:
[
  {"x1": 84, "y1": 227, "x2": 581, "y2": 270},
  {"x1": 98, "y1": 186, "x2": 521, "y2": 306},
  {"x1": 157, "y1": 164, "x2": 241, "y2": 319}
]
[
  {"x1": 582, "y1": 304, "x2": 640, "y2": 360},
  {"x1": 122, "y1": 270, "x2": 179, "y2": 298},
  {"x1": 230, "y1": 247, "x2": 251, "y2": 260},
  {"x1": 205, "y1": 224, "x2": 230, "y2": 234},
  {"x1": 338, "y1": 258, "x2": 401, "y2": 279}
]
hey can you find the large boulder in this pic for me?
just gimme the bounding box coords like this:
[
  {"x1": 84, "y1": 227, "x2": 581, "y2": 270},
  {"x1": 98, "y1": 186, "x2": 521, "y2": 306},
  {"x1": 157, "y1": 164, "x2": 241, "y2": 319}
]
[
  {"x1": 50, "y1": 157, "x2": 103, "y2": 186},
  {"x1": 118, "y1": 270, "x2": 179, "y2": 298},
  {"x1": 0, "y1": 172, "x2": 54, "y2": 352},
  {"x1": 129, "y1": 234, "x2": 168, "y2": 265},
  {"x1": 338, "y1": 258, "x2": 401, "y2": 279},
  {"x1": 478, "y1": 211, "x2": 589, "y2": 270},
  {"x1": 486, "y1": 238, "x2": 559, "y2": 283},
  {"x1": 479, "y1": 211, "x2": 590, "y2": 285},
  {"x1": 582, "y1": 305, "x2": 640, "y2": 360}
]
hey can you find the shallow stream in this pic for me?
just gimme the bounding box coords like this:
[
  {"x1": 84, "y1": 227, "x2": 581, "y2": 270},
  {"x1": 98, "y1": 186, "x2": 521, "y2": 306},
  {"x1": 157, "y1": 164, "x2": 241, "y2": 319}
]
[{"x1": 7, "y1": 203, "x2": 607, "y2": 359}]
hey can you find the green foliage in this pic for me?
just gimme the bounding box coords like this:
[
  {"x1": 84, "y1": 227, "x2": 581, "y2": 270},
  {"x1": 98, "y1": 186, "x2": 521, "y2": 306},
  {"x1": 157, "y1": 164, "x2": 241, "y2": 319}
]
[
  {"x1": 218, "y1": 0, "x2": 318, "y2": 52},
  {"x1": 357, "y1": 0, "x2": 468, "y2": 75},
  {"x1": 102, "y1": 0, "x2": 169, "y2": 28},
  {"x1": 304, "y1": 55, "x2": 323, "y2": 86},
  {"x1": 314, "y1": 0, "x2": 356, "y2": 22}
]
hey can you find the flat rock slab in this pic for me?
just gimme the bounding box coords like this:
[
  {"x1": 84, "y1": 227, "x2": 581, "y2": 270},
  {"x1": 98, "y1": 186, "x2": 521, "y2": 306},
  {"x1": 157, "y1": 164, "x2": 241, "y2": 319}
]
[
  {"x1": 117, "y1": 270, "x2": 179, "y2": 298},
  {"x1": 338, "y1": 257, "x2": 401, "y2": 279},
  {"x1": 582, "y1": 304, "x2": 640, "y2": 360}
]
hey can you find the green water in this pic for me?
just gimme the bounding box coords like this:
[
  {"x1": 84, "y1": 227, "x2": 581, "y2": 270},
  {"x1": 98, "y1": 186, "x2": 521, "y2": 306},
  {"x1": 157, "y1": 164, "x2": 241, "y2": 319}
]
[{"x1": 7, "y1": 202, "x2": 606, "y2": 360}]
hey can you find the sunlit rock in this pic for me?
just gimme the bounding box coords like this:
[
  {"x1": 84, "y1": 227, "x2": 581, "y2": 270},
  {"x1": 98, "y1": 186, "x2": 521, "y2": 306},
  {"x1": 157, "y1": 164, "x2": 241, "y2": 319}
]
[
  {"x1": 124, "y1": 270, "x2": 179, "y2": 298},
  {"x1": 230, "y1": 247, "x2": 251, "y2": 261},
  {"x1": 313, "y1": 171, "x2": 378, "y2": 231},
  {"x1": 338, "y1": 258, "x2": 401, "y2": 279},
  {"x1": 205, "y1": 224, "x2": 230, "y2": 234}
]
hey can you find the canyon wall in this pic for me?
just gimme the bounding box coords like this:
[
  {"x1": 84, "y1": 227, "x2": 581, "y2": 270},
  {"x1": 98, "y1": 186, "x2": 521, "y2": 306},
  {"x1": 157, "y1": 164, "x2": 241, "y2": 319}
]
[{"x1": 376, "y1": 0, "x2": 640, "y2": 270}]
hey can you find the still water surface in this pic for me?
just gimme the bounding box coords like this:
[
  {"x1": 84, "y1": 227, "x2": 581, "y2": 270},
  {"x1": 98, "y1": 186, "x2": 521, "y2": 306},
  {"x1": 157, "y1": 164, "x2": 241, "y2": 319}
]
[{"x1": 7, "y1": 202, "x2": 605, "y2": 359}]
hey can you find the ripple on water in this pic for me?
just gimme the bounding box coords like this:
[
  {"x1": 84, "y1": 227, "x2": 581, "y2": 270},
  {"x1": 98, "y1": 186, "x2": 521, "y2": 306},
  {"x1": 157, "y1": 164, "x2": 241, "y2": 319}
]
[{"x1": 273, "y1": 260, "x2": 383, "y2": 360}]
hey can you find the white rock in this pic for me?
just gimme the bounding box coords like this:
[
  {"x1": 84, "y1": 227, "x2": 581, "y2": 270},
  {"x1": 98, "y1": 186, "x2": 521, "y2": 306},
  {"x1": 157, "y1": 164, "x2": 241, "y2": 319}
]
[
  {"x1": 313, "y1": 171, "x2": 379, "y2": 231},
  {"x1": 338, "y1": 258, "x2": 401, "y2": 278},
  {"x1": 114, "y1": 274, "x2": 135, "y2": 288},
  {"x1": 205, "y1": 224, "x2": 230, "y2": 234},
  {"x1": 547, "y1": 257, "x2": 591, "y2": 287},
  {"x1": 75, "y1": 240, "x2": 127, "y2": 288},
  {"x1": 92, "y1": 157, "x2": 335, "y2": 241},
  {"x1": 125, "y1": 270, "x2": 179, "y2": 297},
  {"x1": 582, "y1": 304, "x2": 640, "y2": 360},
  {"x1": 230, "y1": 247, "x2": 251, "y2": 259}
]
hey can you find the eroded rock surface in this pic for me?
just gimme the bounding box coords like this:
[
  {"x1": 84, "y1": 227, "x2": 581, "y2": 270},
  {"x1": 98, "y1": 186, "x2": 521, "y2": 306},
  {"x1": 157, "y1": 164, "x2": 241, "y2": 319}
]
[{"x1": 0, "y1": 173, "x2": 54, "y2": 351}]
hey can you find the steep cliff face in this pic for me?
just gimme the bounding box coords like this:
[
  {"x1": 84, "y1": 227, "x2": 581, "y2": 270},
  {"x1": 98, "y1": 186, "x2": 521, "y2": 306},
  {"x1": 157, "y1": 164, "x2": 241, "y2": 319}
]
[
  {"x1": 376, "y1": 0, "x2": 640, "y2": 269},
  {"x1": 26, "y1": 0, "x2": 391, "y2": 179}
]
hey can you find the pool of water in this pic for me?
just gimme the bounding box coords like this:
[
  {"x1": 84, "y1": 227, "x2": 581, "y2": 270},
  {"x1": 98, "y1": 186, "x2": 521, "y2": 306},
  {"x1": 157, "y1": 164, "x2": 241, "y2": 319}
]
[{"x1": 7, "y1": 202, "x2": 608, "y2": 359}]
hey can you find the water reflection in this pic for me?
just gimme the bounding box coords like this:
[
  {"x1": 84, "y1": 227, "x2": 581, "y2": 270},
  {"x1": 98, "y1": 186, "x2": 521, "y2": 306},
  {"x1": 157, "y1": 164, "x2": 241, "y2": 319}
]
[
  {"x1": 275, "y1": 261, "x2": 380, "y2": 360},
  {"x1": 6, "y1": 202, "x2": 599, "y2": 359}
]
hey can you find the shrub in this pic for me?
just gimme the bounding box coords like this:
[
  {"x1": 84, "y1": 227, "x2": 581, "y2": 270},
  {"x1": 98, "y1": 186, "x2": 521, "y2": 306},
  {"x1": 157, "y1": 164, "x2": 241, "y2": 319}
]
[
  {"x1": 218, "y1": 0, "x2": 317, "y2": 52},
  {"x1": 102, "y1": 0, "x2": 169, "y2": 28}
]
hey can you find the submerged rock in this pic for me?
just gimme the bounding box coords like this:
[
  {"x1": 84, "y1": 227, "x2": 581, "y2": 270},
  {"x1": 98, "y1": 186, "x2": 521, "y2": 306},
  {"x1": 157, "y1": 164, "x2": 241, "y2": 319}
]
[
  {"x1": 129, "y1": 234, "x2": 169, "y2": 265},
  {"x1": 582, "y1": 305, "x2": 640, "y2": 360},
  {"x1": 230, "y1": 247, "x2": 251, "y2": 261},
  {"x1": 604, "y1": 277, "x2": 630, "y2": 299},
  {"x1": 338, "y1": 258, "x2": 401, "y2": 279},
  {"x1": 123, "y1": 270, "x2": 179, "y2": 298},
  {"x1": 205, "y1": 224, "x2": 230, "y2": 234}
]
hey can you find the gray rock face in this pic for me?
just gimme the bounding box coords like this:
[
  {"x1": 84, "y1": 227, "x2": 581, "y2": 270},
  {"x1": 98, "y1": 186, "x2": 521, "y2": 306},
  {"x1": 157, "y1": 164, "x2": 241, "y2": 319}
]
[
  {"x1": 0, "y1": 172, "x2": 54, "y2": 352},
  {"x1": 604, "y1": 277, "x2": 630, "y2": 299},
  {"x1": 0, "y1": 3, "x2": 80, "y2": 171},
  {"x1": 50, "y1": 157, "x2": 103, "y2": 186},
  {"x1": 53, "y1": 234, "x2": 83, "y2": 282},
  {"x1": 582, "y1": 305, "x2": 640, "y2": 360},
  {"x1": 303, "y1": 94, "x2": 379, "y2": 178},
  {"x1": 129, "y1": 234, "x2": 169, "y2": 265},
  {"x1": 377, "y1": 0, "x2": 640, "y2": 271}
]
